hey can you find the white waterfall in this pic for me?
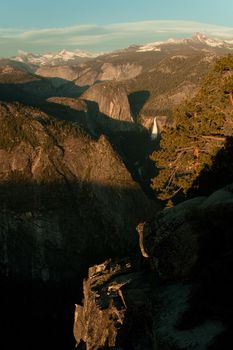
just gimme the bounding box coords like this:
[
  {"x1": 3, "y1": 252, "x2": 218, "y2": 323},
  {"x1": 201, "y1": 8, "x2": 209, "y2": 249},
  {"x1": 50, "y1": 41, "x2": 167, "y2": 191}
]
[{"x1": 151, "y1": 116, "x2": 158, "y2": 140}]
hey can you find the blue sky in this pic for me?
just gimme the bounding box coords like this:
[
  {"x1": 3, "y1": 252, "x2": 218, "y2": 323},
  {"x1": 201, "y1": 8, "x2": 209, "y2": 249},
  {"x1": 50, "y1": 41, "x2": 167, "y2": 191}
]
[{"x1": 0, "y1": 0, "x2": 233, "y2": 56}]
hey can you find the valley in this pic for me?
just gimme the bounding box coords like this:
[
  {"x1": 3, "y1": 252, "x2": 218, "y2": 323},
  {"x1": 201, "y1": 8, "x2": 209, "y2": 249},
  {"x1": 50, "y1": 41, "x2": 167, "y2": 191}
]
[{"x1": 0, "y1": 33, "x2": 233, "y2": 349}]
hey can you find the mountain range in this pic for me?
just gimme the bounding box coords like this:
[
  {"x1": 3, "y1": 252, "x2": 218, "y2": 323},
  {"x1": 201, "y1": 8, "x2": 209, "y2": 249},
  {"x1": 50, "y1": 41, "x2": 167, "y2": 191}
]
[
  {"x1": 13, "y1": 48, "x2": 102, "y2": 66},
  {"x1": 11, "y1": 33, "x2": 233, "y2": 66},
  {"x1": 1, "y1": 32, "x2": 233, "y2": 350},
  {"x1": 137, "y1": 32, "x2": 233, "y2": 52},
  {"x1": 0, "y1": 32, "x2": 231, "y2": 131}
]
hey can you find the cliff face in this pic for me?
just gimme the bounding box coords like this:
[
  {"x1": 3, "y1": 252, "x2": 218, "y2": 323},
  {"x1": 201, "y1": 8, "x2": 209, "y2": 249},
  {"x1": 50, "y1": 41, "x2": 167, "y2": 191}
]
[
  {"x1": 73, "y1": 258, "x2": 153, "y2": 350},
  {"x1": 36, "y1": 62, "x2": 142, "y2": 87},
  {"x1": 98, "y1": 62, "x2": 142, "y2": 81},
  {"x1": 36, "y1": 65, "x2": 80, "y2": 81},
  {"x1": 81, "y1": 82, "x2": 133, "y2": 122},
  {"x1": 46, "y1": 93, "x2": 156, "y2": 198},
  {"x1": 0, "y1": 101, "x2": 158, "y2": 282},
  {"x1": 74, "y1": 184, "x2": 233, "y2": 349},
  {"x1": 139, "y1": 185, "x2": 233, "y2": 349}
]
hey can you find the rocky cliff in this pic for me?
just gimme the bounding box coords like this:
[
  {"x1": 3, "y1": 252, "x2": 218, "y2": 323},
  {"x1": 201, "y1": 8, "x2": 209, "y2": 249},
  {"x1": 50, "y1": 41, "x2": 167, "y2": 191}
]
[
  {"x1": 73, "y1": 258, "x2": 152, "y2": 350},
  {"x1": 74, "y1": 184, "x2": 233, "y2": 349},
  {"x1": 98, "y1": 62, "x2": 142, "y2": 81},
  {"x1": 36, "y1": 65, "x2": 80, "y2": 81},
  {"x1": 36, "y1": 62, "x2": 142, "y2": 87},
  {"x1": 46, "y1": 92, "x2": 156, "y2": 198},
  {"x1": 139, "y1": 185, "x2": 233, "y2": 349},
  {"x1": 0, "y1": 101, "x2": 158, "y2": 281},
  {"x1": 34, "y1": 43, "x2": 218, "y2": 121},
  {"x1": 0, "y1": 100, "x2": 159, "y2": 349},
  {"x1": 81, "y1": 81, "x2": 133, "y2": 123}
]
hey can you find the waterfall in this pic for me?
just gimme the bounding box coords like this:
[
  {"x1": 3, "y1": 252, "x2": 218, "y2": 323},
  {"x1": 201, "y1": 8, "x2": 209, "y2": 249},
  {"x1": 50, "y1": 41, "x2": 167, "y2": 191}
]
[{"x1": 151, "y1": 117, "x2": 158, "y2": 140}]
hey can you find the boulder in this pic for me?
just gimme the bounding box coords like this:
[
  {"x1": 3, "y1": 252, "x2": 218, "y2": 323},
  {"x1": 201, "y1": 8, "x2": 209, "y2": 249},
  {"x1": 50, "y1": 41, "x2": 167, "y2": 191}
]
[
  {"x1": 137, "y1": 184, "x2": 233, "y2": 349},
  {"x1": 73, "y1": 258, "x2": 154, "y2": 350}
]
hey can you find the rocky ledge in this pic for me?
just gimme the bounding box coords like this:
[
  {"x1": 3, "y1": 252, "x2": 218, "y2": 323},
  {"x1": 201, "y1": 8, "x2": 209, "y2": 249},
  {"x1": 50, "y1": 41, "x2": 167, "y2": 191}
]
[
  {"x1": 73, "y1": 258, "x2": 153, "y2": 350},
  {"x1": 74, "y1": 184, "x2": 233, "y2": 349}
]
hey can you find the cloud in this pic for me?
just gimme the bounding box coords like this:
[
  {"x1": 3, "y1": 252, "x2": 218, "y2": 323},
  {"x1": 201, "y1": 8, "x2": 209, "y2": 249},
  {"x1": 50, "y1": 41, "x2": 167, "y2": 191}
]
[
  {"x1": 107, "y1": 20, "x2": 233, "y2": 38},
  {"x1": 0, "y1": 20, "x2": 233, "y2": 56},
  {"x1": 20, "y1": 24, "x2": 100, "y2": 39}
]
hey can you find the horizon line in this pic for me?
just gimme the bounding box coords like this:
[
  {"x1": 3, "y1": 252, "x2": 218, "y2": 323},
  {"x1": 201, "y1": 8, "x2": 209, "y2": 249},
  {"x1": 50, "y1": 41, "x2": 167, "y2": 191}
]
[{"x1": 0, "y1": 19, "x2": 233, "y2": 57}]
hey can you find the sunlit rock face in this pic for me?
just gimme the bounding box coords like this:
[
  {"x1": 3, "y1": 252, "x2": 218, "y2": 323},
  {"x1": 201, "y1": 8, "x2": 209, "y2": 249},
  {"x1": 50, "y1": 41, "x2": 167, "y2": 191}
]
[
  {"x1": 0, "y1": 100, "x2": 158, "y2": 350},
  {"x1": 36, "y1": 65, "x2": 80, "y2": 81},
  {"x1": 0, "y1": 101, "x2": 158, "y2": 281},
  {"x1": 81, "y1": 81, "x2": 133, "y2": 123},
  {"x1": 73, "y1": 258, "x2": 154, "y2": 350},
  {"x1": 98, "y1": 62, "x2": 143, "y2": 81}
]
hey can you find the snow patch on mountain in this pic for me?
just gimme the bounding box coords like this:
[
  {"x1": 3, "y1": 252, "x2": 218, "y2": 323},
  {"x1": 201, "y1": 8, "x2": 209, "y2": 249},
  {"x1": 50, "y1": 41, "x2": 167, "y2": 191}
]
[
  {"x1": 11, "y1": 33, "x2": 233, "y2": 64},
  {"x1": 191, "y1": 33, "x2": 231, "y2": 48},
  {"x1": 137, "y1": 38, "x2": 187, "y2": 52},
  {"x1": 13, "y1": 49, "x2": 102, "y2": 66},
  {"x1": 137, "y1": 33, "x2": 233, "y2": 52}
]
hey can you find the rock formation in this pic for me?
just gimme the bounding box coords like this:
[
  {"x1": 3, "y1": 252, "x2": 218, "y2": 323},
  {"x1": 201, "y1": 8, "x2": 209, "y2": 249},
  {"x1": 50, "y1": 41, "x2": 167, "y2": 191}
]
[
  {"x1": 0, "y1": 99, "x2": 160, "y2": 350},
  {"x1": 73, "y1": 258, "x2": 153, "y2": 350},
  {"x1": 138, "y1": 184, "x2": 233, "y2": 349},
  {"x1": 81, "y1": 81, "x2": 133, "y2": 123},
  {"x1": 74, "y1": 184, "x2": 233, "y2": 349},
  {"x1": 0, "y1": 101, "x2": 158, "y2": 282},
  {"x1": 36, "y1": 65, "x2": 80, "y2": 82},
  {"x1": 98, "y1": 62, "x2": 142, "y2": 81}
]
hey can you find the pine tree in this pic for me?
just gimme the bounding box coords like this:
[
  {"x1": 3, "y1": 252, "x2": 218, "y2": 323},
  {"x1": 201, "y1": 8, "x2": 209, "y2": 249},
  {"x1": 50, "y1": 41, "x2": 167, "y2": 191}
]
[{"x1": 150, "y1": 54, "x2": 233, "y2": 201}]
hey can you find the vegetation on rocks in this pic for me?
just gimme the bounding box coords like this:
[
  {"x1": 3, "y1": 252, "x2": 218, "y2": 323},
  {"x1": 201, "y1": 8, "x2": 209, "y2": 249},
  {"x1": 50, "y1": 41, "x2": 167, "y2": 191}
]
[{"x1": 0, "y1": 101, "x2": 87, "y2": 151}]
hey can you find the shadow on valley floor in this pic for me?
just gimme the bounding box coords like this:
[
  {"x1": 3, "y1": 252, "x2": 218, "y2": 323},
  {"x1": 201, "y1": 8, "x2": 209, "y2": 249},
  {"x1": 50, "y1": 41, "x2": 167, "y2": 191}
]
[
  {"x1": 0, "y1": 76, "x2": 88, "y2": 104},
  {"x1": 42, "y1": 99, "x2": 158, "y2": 198},
  {"x1": 0, "y1": 178, "x2": 159, "y2": 350},
  {"x1": 0, "y1": 80, "x2": 158, "y2": 198},
  {"x1": 128, "y1": 90, "x2": 150, "y2": 122}
]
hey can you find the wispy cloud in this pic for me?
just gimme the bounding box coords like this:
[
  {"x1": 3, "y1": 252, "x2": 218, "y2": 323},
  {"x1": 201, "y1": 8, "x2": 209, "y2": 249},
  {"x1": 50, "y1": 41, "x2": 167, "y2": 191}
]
[
  {"x1": 107, "y1": 20, "x2": 233, "y2": 38},
  {"x1": 1, "y1": 20, "x2": 233, "y2": 56}
]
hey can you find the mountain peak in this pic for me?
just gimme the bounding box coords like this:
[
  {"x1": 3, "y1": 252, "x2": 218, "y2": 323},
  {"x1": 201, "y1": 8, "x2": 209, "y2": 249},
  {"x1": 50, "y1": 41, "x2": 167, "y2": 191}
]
[
  {"x1": 13, "y1": 49, "x2": 102, "y2": 66},
  {"x1": 192, "y1": 32, "x2": 208, "y2": 42},
  {"x1": 191, "y1": 32, "x2": 226, "y2": 47},
  {"x1": 11, "y1": 32, "x2": 233, "y2": 66},
  {"x1": 137, "y1": 33, "x2": 233, "y2": 53}
]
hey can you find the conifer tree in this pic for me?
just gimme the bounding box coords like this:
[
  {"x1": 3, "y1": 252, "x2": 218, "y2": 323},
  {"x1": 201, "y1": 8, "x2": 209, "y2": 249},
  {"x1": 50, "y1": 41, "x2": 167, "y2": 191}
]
[{"x1": 150, "y1": 54, "x2": 233, "y2": 201}]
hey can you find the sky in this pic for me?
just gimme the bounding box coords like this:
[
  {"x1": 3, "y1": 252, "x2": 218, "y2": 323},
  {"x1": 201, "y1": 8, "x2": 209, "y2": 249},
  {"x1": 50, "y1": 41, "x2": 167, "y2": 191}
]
[{"x1": 0, "y1": 0, "x2": 233, "y2": 56}]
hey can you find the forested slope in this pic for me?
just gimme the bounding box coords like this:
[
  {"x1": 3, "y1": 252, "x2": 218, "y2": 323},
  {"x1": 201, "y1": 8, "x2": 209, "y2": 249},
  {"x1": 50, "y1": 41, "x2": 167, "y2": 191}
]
[{"x1": 151, "y1": 54, "x2": 233, "y2": 201}]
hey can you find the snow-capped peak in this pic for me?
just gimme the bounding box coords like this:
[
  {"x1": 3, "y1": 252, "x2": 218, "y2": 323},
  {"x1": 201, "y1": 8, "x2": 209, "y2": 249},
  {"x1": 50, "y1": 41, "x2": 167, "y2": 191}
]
[
  {"x1": 191, "y1": 32, "x2": 227, "y2": 47},
  {"x1": 192, "y1": 32, "x2": 208, "y2": 42},
  {"x1": 137, "y1": 33, "x2": 233, "y2": 52},
  {"x1": 137, "y1": 38, "x2": 185, "y2": 52},
  {"x1": 12, "y1": 49, "x2": 102, "y2": 66}
]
